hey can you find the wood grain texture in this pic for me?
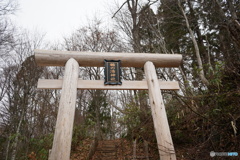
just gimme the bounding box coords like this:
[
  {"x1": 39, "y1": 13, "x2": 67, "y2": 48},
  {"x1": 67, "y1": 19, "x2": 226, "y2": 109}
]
[
  {"x1": 37, "y1": 79, "x2": 180, "y2": 90},
  {"x1": 49, "y1": 58, "x2": 79, "y2": 160},
  {"x1": 34, "y1": 49, "x2": 182, "y2": 67},
  {"x1": 144, "y1": 61, "x2": 176, "y2": 160}
]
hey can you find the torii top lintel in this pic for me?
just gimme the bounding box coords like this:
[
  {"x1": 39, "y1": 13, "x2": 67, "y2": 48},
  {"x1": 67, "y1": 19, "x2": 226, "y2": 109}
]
[{"x1": 34, "y1": 49, "x2": 182, "y2": 68}]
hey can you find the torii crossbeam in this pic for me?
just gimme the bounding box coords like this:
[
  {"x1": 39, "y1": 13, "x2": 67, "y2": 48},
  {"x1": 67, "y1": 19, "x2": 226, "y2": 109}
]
[{"x1": 35, "y1": 49, "x2": 182, "y2": 160}]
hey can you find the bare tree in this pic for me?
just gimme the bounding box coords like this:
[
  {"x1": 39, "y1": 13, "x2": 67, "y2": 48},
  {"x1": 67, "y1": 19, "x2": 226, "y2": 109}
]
[
  {"x1": 0, "y1": 30, "x2": 47, "y2": 160},
  {"x1": 178, "y1": 0, "x2": 209, "y2": 86},
  {"x1": 0, "y1": 0, "x2": 18, "y2": 58}
]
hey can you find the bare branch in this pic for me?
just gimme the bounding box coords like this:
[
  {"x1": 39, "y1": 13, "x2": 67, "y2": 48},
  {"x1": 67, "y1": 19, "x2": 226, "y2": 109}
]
[{"x1": 112, "y1": 0, "x2": 128, "y2": 18}]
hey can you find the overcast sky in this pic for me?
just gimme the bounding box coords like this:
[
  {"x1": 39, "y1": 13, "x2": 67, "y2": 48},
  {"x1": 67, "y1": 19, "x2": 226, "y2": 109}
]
[{"x1": 12, "y1": 0, "x2": 126, "y2": 42}]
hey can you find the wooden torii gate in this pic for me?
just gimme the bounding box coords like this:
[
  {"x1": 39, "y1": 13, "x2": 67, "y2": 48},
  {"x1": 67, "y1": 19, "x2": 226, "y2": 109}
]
[{"x1": 35, "y1": 49, "x2": 182, "y2": 160}]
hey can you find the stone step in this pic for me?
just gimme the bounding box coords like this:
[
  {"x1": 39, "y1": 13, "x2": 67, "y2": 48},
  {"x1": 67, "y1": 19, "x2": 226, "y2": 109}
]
[
  {"x1": 92, "y1": 140, "x2": 118, "y2": 160},
  {"x1": 98, "y1": 152, "x2": 116, "y2": 155},
  {"x1": 97, "y1": 150, "x2": 116, "y2": 153},
  {"x1": 93, "y1": 155, "x2": 117, "y2": 160},
  {"x1": 97, "y1": 146, "x2": 116, "y2": 149}
]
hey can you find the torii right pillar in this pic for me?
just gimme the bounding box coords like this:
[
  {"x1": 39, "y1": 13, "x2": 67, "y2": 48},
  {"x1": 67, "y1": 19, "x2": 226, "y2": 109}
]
[{"x1": 144, "y1": 61, "x2": 176, "y2": 160}]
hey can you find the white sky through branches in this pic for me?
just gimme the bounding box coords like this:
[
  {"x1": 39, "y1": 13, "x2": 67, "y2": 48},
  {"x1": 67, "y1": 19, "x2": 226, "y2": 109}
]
[{"x1": 12, "y1": 0, "x2": 127, "y2": 42}]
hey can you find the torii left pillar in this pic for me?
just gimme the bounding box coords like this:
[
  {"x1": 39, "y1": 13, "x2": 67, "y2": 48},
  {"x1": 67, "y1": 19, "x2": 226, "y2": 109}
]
[{"x1": 49, "y1": 58, "x2": 79, "y2": 160}]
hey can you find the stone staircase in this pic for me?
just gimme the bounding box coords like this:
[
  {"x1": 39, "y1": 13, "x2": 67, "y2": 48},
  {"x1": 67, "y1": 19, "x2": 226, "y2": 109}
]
[
  {"x1": 71, "y1": 139, "x2": 157, "y2": 160},
  {"x1": 92, "y1": 140, "x2": 118, "y2": 160}
]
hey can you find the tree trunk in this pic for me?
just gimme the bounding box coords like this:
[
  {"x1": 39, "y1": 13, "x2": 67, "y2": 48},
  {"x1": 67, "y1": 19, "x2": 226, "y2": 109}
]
[
  {"x1": 227, "y1": 0, "x2": 238, "y2": 20},
  {"x1": 87, "y1": 137, "x2": 98, "y2": 160},
  {"x1": 95, "y1": 90, "x2": 102, "y2": 140},
  {"x1": 144, "y1": 140, "x2": 149, "y2": 160},
  {"x1": 11, "y1": 111, "x2": 24, "y2": 160},
  {"x1": 178, "y1": 0, "x2": 209, "y2": 86},
  {"x1": 5, "y1": 135, "x2": 10, "y2": 160},
  {"x1": 133, "y1": 139, "x2": 137, "y2": 160}
]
